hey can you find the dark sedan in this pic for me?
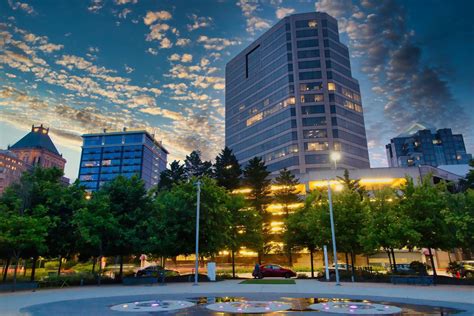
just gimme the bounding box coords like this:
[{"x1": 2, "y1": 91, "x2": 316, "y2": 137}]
[
  {"x1": 254, "y1": 264, "x2": 296, "y2": 279},
  {"x1": 135, "y1": 265, "x2": 180, "y2": 277}
]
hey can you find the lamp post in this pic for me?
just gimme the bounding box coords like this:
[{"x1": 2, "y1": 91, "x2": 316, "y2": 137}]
[
  {"x1": 328, "y1": 151, "x2": 341, "y2": 286},
  {"x1": 194, "y1": 180, "x2": 201, "y2": 286}
]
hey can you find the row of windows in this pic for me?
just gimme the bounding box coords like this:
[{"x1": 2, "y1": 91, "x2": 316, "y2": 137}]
[
  {"x1": 267, "y1": 156, "x2": 299, "y2": 172},
  {"x1": 237, "y1": 132, "x2": 298, "y2": 160},
  {"x1": 305, "y1": 154, "x2": 328, "y2": 164},
  {"x1": 327, "y1": 71, "x2": 359, "y2": 91},
  {"x1": 303, "y1": 128, "x2": 327, "y2": 139},
  {"x1": 300, "y1": 94, "x2": 324, "y2": 103},
  {"x1": 83, "y1": 134, "x2": 144, "y2": 146},
  {"x1": 298, "y1": 60, "x2": 321, "y2": 69},
  {"x1": 295, "y1": 19, "x2": 318, "y2": 29},
  {"x1": 302, "y1": 105, "x2": 325, "y2": 115},
  {"x1": 333, "y1": 129, "x2": 368, "y2": 147},
  {"x1": 246, "y1": 97, "x2": 295, "y2": 126},
  {"x1": 296, "y1": 29, "x2": 318, "y2": 38},
  {"x1": 305, "y1": 141, "x2": 329, "y2": 151},
  {"x1": 297, "y1": 49, "x2": 320, "y2": 59},
  {"x1": 326, "y1": 60, "x2": 352, "y2": 78},
  {"x1": 322, "y1": 28, "x2": 339, "y2": 42},
  {"x1": 300, "y1": 82, "x2": 322, "y2": 92},
  {"x1": 323, "y1": 39, "x2": 349, "y2": 59},
  {"x1": 299, "y1": 71, "x2": 322, "y2": 80},
  {"x1": 297, "y1": 39, "x2": 319, "y2": 48},
  {"x1": 324, "y1": 49, "x2": 350, "y2": 69},
  {"x1": 263, "y1": 144, "x2": 299, "y2": 163},
  {"x1": 334, "y1": 141, "x2": 370, "y2": 159},
  {"x1": 302, "y1": 116, "x2": 327, "y2": 127},
  {"x1": 332, "y1": 117, "x2": 366, "y2": 135},
  {"x1": 330, "y1": 105, "x2": 364, "y2": 124}
]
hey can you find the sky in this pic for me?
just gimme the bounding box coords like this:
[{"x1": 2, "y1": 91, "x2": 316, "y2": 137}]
[{"x1": 1, "y1": 0, "x2": 473, "y2": 181}]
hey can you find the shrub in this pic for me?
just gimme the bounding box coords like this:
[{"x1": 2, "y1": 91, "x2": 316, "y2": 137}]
[
  {"x1": 44, "y1": 261, "x2": 59, "y2": 270},
  {"x1": 297, "y1": 273, "x2": 309, "y2": 279}
]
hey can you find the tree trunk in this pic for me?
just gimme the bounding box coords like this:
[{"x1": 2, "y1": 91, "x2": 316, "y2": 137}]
[
  {"x1": 97, "y1": 256, "x2": 102, "y2": 286},
  {"x1": 118, "y1": 255, "x2": 123, "y2": 281},
  {"x1": 345, "y1": 253, "x2": 350, "y2": 270},
  {"x1": 310, "y1": 249, "x2": 314, "y2": 278},
  {"x1": 386, "y1": 249, "x2": 392, "y2": 271},
  {"x1": 287, "y1": 246, "x2": 293, "y2": 266},
  {"x1": 30, "y1": 256, "x2": 38, "y2": 282},
  {"x1": 231, "y1": 250, "x2": 236, "y2": 279},
  {"x1": 428, "y1": 248, "x2": 437, "y2": 277},
  {"x1": 57, "y1": 255, "x2": 62, "y2": 276},
  {"x1": 350, "y1": 251, "x2": 356, "y2": 282},
  {"x1": 258, "y1": 251, "x2": 262, "y2": 265},
  {"x1": 390, "y1": 248, "x2": 397, "y2": 272},
  {"x1": 23, "y1": 259, "x2": 27, "y2": 277},
  {"x1": 162, "y1": 257, "x2": 166, "y2": 270},
  {"x1": 12, "y1": 254, "x2": 20, "y2": 292},
  {"x1": 3, "y1": 257, "x2": 11, "y2": 282}
]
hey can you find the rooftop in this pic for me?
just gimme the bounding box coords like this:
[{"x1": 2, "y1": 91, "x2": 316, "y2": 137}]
[{"x1": 9, "y1": 125, "x2": 61, "y2": 156}]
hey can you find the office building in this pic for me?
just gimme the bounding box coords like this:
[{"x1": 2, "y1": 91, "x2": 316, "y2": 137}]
[
  {"x1": 78, "y1": 129, "x2": 168, "y2": 191},
  {"x1": 386, "y1": 127, "x2": 472, "y2": 167},
  {"x1": 225, "y1": 12, "x2": 370, "y2": 173},
  {"x1": 1, "y1": 124, "x2": 68, "y2": 194}
]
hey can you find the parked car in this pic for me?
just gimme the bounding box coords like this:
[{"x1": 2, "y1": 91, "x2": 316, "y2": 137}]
[
  {"x1": 458, "y1": 261, "x2": 474, "y2": 278},
  {"x1": 319, "y1": 263, "x2": 352, "y2": 278},
  {"x1": 253, "y1": 264, "x2": 296, "y2": 279},
  {"x1": 392, "y1": 264, "x2": 415, "y2": 274},
  {"x1": 135, "y1": 265, "x2": 180, "y2": 277}
]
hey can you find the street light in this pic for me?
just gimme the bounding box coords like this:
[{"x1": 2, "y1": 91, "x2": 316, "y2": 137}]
[
  {"x1": 328, "y1": 151, "x2": 341, "y2": 286},
  {"x1": 194, "y1": 180, "x2": 201, "y2": 286}
]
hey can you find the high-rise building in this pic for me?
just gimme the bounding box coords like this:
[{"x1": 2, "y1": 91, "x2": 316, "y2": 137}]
[
  {"x1": 8, "y1": 124, "x2": 66, "y2": 170},
  {"x1": 386, "y1": 127, "x2": 472, "y2": 168},
  {"x1": 225, "y1": 12, "x2": 370, "y2": 173},
  {"x1": 78, "y1": 129, "x2": 168, "y2": 191},
  {"x1": 0, "y1": 150, "x2": 29, "y2": 195}
]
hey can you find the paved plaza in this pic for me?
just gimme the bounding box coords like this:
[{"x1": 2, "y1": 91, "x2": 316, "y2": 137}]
[{"x1": 0, "y1": 279, "x2": 473, "y2": 315}]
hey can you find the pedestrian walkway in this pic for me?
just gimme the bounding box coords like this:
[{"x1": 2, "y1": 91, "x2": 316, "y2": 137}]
[{"x1": 0, "y1": 279, "x2": 473, "y2": 315}]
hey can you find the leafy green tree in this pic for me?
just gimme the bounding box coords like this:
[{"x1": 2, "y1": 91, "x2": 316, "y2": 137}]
[
  {"x1": 443, "y1": 189, "x2": 474, "y2": 254},
  {"x1": 184, "y1": 150, "x2": 213, "y2": 178},
  {"x1": 285, "y1": 191, "x2": 326, "y2": 277},
  {"x1": 100, "y1": 175, "x2": 151, "y2": 280},
  {"x1": 273, "y1": 168, "x2": 301, "y2": 265},
  {"x1": 225, "y1": 194, "x2": 262, "y2": 278},
  {"x1": 337, "y1": 169, "x2": 366, "y2": 198},
  {"x1": 157, "y1": 160, "x2": 186, "y2": 191},
  {"x1": 399, "y1": 176, "x2": 452, "y2": 276},
  {"x1": 360, "y1": 188, "x2": 420, "y2": 272},
  {"x1": 148, "y1": 177, "x2": 232, "y2": 261},
  {"x1": 73, "y1": 192, "x2": 119, "y2": 285},
  {"x1": 242, "y1": 157, "x2": 271, "y2": 263},
  {"x1": 214, "y1": 147, "x2": 242, "y2": 191},
  {"x1": 459, "y1": 159, "x2": 474, "y2": 190}
]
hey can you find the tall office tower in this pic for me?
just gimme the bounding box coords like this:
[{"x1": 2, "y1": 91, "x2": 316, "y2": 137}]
[
  {"x1": 386, "y1": 127, "x2": 472, "y2": 168},
  {"x1": 225, "y1": 12, "x2": 370, "y2": 173},
  {"x1": 78, "y1": 129, "x2": 168, "y2": 191}
]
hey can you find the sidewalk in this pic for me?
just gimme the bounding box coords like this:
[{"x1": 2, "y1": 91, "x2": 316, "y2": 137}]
[{"x1": 0, "y1": 279, "x2": 473, "y2": 315}]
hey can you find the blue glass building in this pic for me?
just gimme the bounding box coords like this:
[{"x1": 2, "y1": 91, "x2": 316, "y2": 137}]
[
  {"x1": 225, "y1": 12, "x2": 370, "y2": 173},
  {"x1": 78, "y1": 129, "x2": 168, "y2": 191},
  {"x1": 386, "y1": 128, "x2": 472, "y2": 167}
]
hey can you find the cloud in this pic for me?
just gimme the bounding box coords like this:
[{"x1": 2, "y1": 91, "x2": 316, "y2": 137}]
[
  {"x1": 114, "y1": 0, "x2": 137, "y2": 4},
  {"x1": 124, "y1": 64, "x2": 134, "y2": 73},
  {"x1": 143, "y1": 10, "x2": 172, "y2": 25},
  {"x1": 88, "y1": 0, "x2": 103, "y2": 13},
  {"x1": 146, "y1": 23, "x2": 170, "y2": 41},
  {"x1": 118, "y1": 8, "x2": 132, "y2": 19},
  {"x1": 146, "y1": 47, "x2": 158, "y2": 55},
  {"x1": 237, "y1": 0, "x2": 270, "y2": 35},
  {"x1": 275, "y1": 7, "x2": 295, "y2": 19},
  {"x1": 187, "y1": 14, "x2": 213, "y2": 31},
  {"x1": 8, "y1": 0, "x2": 36, "y2": 15},
  {"x1": 196, "y1": 36, "x2": 241, "y2": 51},
  {"x1": 213, "y1": 83, "x2": 225, "y2": 90},
  {"x1": 176, "y1": 38, "x2": 191, "y2": 46},
  {"x1": 168, "y1": 53, "x2": 193, "y2": 63},
  {"x1": 140, "y1": 107, "x2": 184, "y2": 121},
  {"x1": 160, "y1": 37, "x2": 172, "y2": 49},
  {"x1": 38, "y1": 43, "x2": 64, "y2": 53}
]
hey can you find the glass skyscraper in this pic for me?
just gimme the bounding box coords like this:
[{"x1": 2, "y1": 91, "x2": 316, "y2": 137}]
[
  {"x1": 225, "y1": 12, "x2": 370, "y2": 173},
  {"x1": 386, "y1": 128, "x2": 472, "y2": 167},
  {"x1": 78, "y1": 129, "x2": 168, "y2": 191}
]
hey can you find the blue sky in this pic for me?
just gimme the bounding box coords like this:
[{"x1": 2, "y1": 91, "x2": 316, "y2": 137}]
[{"x1": 1, "y1": 0, "x2": 473, "y2": 180}]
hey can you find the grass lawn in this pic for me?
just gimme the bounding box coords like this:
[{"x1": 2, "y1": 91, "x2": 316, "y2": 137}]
[{"x1": 239, "y1": 279, "x2": 295, "y2": 285}]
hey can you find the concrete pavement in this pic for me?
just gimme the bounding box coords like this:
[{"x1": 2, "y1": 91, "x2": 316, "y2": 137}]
[{"x1": 0, "y1": 279, "x2": 473, "y2": 315}]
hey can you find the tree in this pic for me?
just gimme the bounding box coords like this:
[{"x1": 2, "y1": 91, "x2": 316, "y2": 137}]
[
  {"x1": 100, "y1": 175, "x2": 151, "y2": 280},
  {"x1": 360, "y1": 188, "x2": 420, "y2": 272},
  {"x1": 148, "y1": 177, "x2": 232, "y2": 260},
  {"x1": 73, "y1": 192, "x2": 119, "y2": 285},
  {"x1": 184, "y1": 150, "x2": 212, "y2": 178},
  {"x1": 242, "y1": 157, "x2": 271, "y2": 263},
  {"x1": 285, "y1": 191, "x2": 325, "y2": 277},
  {"x1": 459, "y1": 159, "x2": 474, "y2": 191},
  {"x1": 157, "y1": 160, "x2": 186, "y2": 191},
  {"x1": 399, "y1": 176, "x2": 452, "y2": 276},
  {"x1": 273, "y1": 168, "x2": 301, "y2": 265},
  {"x1": 214, "y1": 147, "x2": 242, "y2": 191},
  {"x1": 337, "y1": 169, "x2": 366, "y2": 198},
  {"x1": 224, "y1": 194, "x2": 262, "y2": 277}
]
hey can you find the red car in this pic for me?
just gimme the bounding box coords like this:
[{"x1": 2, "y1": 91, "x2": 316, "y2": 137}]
[{"x1": 254, "y1": 264, "x2": 296, "y2": 279}]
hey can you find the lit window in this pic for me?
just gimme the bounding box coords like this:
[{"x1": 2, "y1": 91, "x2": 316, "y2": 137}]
[
  {"x1": 328, "y1": 82, "x2": 336, "y2": 91},
  {"x1": 306, "y1": 142, "x2": 329, "y2": 151},
  {"x1": 246, "y1": 112, "x2": 263, "y2": 126},
  {"x1": 102, "y1": 160, "x2": 112, "y2": 166},
  {"x1": 287, "y1": 96, "x2": 296, "y2": 105},
  {"x1": 308, "y1": 20, "x2": 317, "y2": 28},
  {"x1": 334, "y1": 141, "x2": 341, "y2": 151}
]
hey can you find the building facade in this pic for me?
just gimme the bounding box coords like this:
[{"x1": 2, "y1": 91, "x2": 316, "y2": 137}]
[
  {"x1": 386, "y1": 128, "x2": 472, "y2": 167},
  {"x1": 0, "y1": 150, "x2": 29, "y2": 195},
  {"x1": 8, "y1": 124, "x2": 66, "y2": 170},
  {"x1": 225, "y1": 12, "x2": 370, "y2": 173},
  {"x1": 78, "y1": 129, "x2": 168, "y2": 191}
]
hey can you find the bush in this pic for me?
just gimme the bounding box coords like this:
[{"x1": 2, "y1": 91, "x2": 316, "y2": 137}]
[
  {"x1": 409, "y1": 261, "x2": 430, "y2": 276},
  {"x1": 44, "y1": 261, "x2": 59, "y2": 270},
  {"x1": 296, "y1": 273, "x2": 308, "y2": 279},
  {"x1": 39, "y1": 273, "x2": 117, "y2": 287},
  {"x1": 216, "y1": 273, "x2": 233, "y2": 280}
]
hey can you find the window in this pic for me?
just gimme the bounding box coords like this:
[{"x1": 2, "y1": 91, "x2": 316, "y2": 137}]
[
  {"x1": 306, "y1": 142, "x2": 329, "y2": 151},
  {"x1": 334, "y1": 141, "x2": 341, "y2": 151},
  {"x1": 124, "y1": 134, "x2": 143, "y2": 144},
  {"x1": 300, "y1": 82, "x2": 322, "y2": 92},
  {"x1": 303, "y1": 117, "x2": 326, "y2": 126},
  {"x1": 297, "y1": 39, "x2": 318, "y2": 48},
  {"x1": 300, "y1": 94, "x2": 324, "y2": 103},
  {"x1": 246, "y1": 112, "x2": 263, "y2": 126},
  {"x1": 296, "y1": 29, "x2": 318, "y2": 38},
  {"x1": 295, "y1": 19, "x2": 317, "y2": 28},
  {"x1": 245, "y1": 45, "x2": 260, "y2": 78},
  {"x1": 299, "y1": 71, "x2": 322, "y2": 80},
  {"x1": 104, "y1": 135, "x2": 122, "y2": 145},
  {"x1": 297, "y1": 50, "x2": 319, "y2": 59},
  {"x1": 303, "y1": 129, "x2": 327, "y2": 139},
  {"x1": 302, "y1": 105, "x2": 325, "y2": 115},
  {"x1": 84, "y1": 136, "x2": 102, "y2": 146},
  {"x1": 298, "y1": 60, "x2": 321, "y2": 69},
  {"x1": 328, "y1": 82, "x2": 336, "y2": 91}
]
